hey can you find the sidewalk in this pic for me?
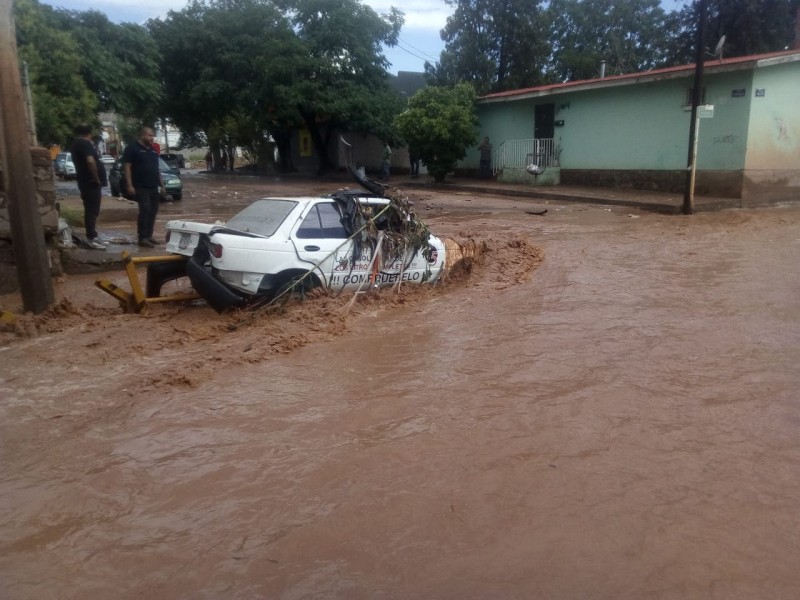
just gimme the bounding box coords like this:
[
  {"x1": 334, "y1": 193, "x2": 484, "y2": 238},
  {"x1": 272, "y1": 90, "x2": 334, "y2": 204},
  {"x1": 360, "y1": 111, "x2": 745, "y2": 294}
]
[
  {"x1": 56, "y1": 194, "x2": 165, "y2": 272},
  {"x1": 400, "y1": 177, "x2": 740, "y2": 214}
]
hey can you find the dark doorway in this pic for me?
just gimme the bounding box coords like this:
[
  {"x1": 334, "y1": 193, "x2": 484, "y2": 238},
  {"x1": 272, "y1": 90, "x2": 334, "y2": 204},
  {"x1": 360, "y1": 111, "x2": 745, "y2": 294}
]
[{"x1": 534, "y1": 104, "x2": 555, "y2": 139}]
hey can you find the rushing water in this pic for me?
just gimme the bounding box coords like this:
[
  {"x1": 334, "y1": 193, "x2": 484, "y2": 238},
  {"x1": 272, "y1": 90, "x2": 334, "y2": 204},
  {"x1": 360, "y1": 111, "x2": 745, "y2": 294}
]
[{"x1": 2, "y1": 202, "x2": 799, "y2": 599}]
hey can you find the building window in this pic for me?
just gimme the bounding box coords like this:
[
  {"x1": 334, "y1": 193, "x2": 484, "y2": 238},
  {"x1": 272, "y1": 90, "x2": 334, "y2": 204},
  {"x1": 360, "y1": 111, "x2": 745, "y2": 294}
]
[{"x1": 684, "y1": 87, "x2": 707, "y2": 106}]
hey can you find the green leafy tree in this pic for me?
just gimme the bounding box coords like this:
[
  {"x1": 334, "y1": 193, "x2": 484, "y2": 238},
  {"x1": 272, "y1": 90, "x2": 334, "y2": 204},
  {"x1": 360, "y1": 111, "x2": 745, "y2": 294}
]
[
  {"x1": 284, "y1": 0, "x2": 406, "y2": 172},
  {"x1": 664, "y1": 0, "x2": 800, "y2": 65},
  {"x1": 394, "y1": 83, "x2": 478, "y2": 182},
  {"x1": 14, "y1": 0, "x2": 163, "y2": 145},
  {"x1": 58, "y1": 10, "x2": 163, "y2": 121},
  {"x1": 13, "y1": 0, "x2": 96, "y2": 146},
  {"x1": 149, "y1": 0, "x2": 304, "y2": 169},
  {"x1": 545, "y1": 0, "x2": 671, "y2": 82},
  {"x1": 151, "y1": 0, "x2": 409, "y2": 173},
  {"x1": 425, "y1": 0, "x2": 549, "y2": 94}
]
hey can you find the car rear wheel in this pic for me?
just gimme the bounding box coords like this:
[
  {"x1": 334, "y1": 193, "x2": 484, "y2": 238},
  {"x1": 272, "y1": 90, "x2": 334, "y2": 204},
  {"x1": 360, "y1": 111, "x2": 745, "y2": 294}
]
[
  {"x1": 273, "y1": 271, "x2": 320, "y2": 303},
  {"x1": 171, "y1": 192, "x2": 182, "y2": 201}
]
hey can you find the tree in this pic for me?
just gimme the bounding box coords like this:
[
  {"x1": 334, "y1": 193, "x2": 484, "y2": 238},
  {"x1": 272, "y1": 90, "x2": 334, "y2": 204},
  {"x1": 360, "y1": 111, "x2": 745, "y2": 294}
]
[
  {"x1": 394, "y1": 83, "x2": 478, "y2": 182},
  {"x1": 425, "y1": 0, "x2": 549, "y2": 94},
  {"x1": 665, "y1": 0, "x2": 800, "y2": 65},
  {"x1": 285, "y1": 0, "x2": 406, "y2": 172},
  {"x1": 13, "y1": 0, "x2": 96, "y2": 146},
  {"x1": 148, "y1": 0, "x2": 304, "y2": 169},
  {"x1": 545, "y1": 0, "x2": 671, "y2": 82},
  {"x1": 14, "y1": 0, "x2": 164, "y2": 146},
  {"x1": 58, "y1": 10, "x2": 163, "y2": 122}
]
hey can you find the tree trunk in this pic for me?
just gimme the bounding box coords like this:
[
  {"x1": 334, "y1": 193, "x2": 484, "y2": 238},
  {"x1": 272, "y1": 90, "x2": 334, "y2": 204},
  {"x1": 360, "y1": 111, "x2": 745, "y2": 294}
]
[
  {"x1": 273, "y1": 131, "x2": 295, "y2": 173},
  {"x1": 299, "y1": 110, "x2": 336, "y2": 174}
]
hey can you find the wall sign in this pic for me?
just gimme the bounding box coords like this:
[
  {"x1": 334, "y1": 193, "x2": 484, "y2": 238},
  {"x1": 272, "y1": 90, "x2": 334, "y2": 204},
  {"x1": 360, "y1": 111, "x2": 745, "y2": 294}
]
[
  {"x1": 755, "y1": 88, "x2": 766, "y2": 97},
  {"x1": 731, "y1": 89, "x2": 746, "y2": 97}
]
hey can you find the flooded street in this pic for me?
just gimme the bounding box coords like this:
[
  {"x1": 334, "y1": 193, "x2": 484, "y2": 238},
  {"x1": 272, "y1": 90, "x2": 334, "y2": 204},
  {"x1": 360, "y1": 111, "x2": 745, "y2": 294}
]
[{"x1": 1, "y1": 180, "x2": 799, "y2": 599}]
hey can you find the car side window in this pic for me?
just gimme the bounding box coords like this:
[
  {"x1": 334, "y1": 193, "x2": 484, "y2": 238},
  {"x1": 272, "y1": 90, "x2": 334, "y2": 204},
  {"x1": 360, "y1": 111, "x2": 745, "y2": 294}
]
[{"x1": 296, "y1": 203, "x2": 347, "y2": 239}]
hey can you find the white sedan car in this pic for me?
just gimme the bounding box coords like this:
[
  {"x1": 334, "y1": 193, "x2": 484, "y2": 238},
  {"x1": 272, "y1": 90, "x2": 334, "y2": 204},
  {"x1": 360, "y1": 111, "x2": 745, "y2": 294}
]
[
  {"x1": 161, "y1": 189, "x2": 446, "y2": 312},
  {"x1": 53, "y1": 152, "x2": 76, "y2": 179}
]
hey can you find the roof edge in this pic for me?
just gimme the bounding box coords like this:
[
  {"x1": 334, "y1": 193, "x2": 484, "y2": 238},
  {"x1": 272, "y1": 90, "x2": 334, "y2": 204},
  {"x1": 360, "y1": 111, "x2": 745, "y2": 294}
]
[{"x1": 478, "y1": 49, "x2": 800, "y2": 104}]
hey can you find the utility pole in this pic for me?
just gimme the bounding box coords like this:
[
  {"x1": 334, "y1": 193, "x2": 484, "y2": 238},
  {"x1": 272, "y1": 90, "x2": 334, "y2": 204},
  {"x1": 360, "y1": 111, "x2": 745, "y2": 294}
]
[
  {"x1": 21, "y1": 61, "x2": 37, "y2": 146},
  {"x1": 0, "y1": 0, "x2": 55, "y2": 312},
  {"x1": 683, "y1": 0, "x2": 707, "y2": 215}
]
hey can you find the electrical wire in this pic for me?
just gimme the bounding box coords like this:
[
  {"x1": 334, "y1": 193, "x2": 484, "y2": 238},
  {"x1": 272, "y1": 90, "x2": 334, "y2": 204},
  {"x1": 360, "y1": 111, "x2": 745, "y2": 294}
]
[
  {"x1": 388, "y1": 41, "x2": 430, "y2": 63},
  {"x1": 397, "y1": 36, "x2": 440, "y2": 62}
]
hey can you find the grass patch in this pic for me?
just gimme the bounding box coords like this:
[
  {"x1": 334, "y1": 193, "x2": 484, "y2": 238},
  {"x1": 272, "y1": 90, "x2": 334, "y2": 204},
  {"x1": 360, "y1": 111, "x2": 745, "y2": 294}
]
[{"x1": 59, "y1": 205, "x2": 84, "y2": 228}]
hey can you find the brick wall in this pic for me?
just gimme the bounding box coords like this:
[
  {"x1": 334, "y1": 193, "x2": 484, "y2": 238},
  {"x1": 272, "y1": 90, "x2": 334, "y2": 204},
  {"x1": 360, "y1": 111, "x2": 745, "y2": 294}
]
[{"x1": 0, "y1": 146, "x2": 59, "y2": 240}]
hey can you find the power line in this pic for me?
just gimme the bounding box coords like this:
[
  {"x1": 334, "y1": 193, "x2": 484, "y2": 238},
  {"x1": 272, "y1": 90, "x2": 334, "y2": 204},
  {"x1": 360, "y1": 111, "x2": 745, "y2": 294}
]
[
  {"x1": 393, "y1": 41, "x2": 430, "y2": 62},
  {"x1": 398, "y1": 36, "x2": 440, "y2": 61}
]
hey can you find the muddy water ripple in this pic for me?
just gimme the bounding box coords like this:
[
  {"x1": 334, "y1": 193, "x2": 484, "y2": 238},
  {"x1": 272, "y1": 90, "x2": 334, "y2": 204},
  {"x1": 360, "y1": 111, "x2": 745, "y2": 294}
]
[{"x1": 1, "y1": 206, "x2": 799, "y2": 599}]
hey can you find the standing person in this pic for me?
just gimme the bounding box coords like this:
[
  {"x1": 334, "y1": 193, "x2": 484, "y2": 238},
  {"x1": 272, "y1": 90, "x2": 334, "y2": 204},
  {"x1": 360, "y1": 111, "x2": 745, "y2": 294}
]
[
  {"x1": 381, "y1": 142, "x2": 392, "y2": 181},
  {"x1": 122, "y1": 126, "x2": 165, "y2": 248},
  {"x1": 70, "y1": 123, "x2": 108, "y2": 249},
  {"x1": 478, "y1": 136, "x2": 493, "y2": 179},
  {"x1": 220, "y1": 149, "x2": 228, "y2": 172},
  {"x1": 205, "y1": 150, "x2": 212, "y2": 171},
  {"x1": 408, "y1": 146, "x2": 420, "y2": 178}
]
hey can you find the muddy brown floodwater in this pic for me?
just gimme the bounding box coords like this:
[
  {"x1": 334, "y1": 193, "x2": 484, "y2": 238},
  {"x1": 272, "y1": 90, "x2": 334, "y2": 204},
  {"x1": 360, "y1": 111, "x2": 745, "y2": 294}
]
[{"x1": 1, "y1": 174, "x2": 799, "y2": 599}]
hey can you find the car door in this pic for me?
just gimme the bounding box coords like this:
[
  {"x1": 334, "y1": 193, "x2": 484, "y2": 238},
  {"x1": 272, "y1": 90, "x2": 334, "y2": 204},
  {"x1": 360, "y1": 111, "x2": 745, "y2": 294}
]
[{"x1": 291, "y1": 201, "x2": 355, "y2": 291}]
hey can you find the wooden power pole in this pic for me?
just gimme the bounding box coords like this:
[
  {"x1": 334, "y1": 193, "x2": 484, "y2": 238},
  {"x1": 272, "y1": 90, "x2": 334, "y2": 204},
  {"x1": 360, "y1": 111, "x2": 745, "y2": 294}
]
[
  {"x1": 683, "y1": 0, "x2": 707, "y2": 215},
  {"x1": 0, "y1": 0, "x2": 54, "y2": 312}
]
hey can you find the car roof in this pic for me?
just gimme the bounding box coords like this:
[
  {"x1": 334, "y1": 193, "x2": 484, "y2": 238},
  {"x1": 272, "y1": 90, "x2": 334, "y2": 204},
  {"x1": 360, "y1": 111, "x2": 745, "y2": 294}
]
[{"x1": 260, "y1": 196, "x2": 389, "y2": 206}]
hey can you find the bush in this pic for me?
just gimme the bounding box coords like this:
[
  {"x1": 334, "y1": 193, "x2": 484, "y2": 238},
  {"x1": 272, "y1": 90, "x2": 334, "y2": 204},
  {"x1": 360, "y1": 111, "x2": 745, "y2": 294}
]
[{"x1": 394, "y1": 84, "x2": 479, "y2": 182}]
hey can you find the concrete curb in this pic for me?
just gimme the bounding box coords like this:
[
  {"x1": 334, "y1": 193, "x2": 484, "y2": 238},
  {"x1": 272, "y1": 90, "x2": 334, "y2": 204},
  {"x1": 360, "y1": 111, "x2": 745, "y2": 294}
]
[{"x1": 401, "y1": 181, "x2": 738, "y2": 214}]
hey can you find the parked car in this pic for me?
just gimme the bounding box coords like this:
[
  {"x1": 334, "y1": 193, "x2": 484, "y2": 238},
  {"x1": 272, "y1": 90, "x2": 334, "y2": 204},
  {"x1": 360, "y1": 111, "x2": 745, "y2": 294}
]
[
  {"x1": 158, "y1": 172, "x2": 446, "y2": 312},
  {"x1": 53, "y1": 152, "x2": 75, "y2": 180},
  {"x1": 160, "y1": 153, "x2": 186, "y2": 169},
  {"x1": 108, "y1": 158, "x2": 183, "y2": 201}
]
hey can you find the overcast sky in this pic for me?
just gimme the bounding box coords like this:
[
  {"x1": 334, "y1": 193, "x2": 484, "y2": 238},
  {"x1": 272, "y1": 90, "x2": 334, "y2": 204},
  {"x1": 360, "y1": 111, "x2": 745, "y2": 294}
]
[{"x1": 41, "y1": 0, "x2": 686, "y2": 75}]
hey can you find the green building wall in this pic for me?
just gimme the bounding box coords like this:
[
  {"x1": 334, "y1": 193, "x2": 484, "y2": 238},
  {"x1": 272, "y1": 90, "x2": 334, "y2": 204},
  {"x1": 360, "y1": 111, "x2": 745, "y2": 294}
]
[
  {"x1": 474, "y1": 56, "x2": 798, "y2": 199},
  {"x1": 478, "y1": 72, "x2": 756, "y2": 165},
  {"x1": 745, "y1": 60, "x2": 800, "y2": 171},
  {"x1": 742, "y1": 60, "x2": 800, "y2": 203}
]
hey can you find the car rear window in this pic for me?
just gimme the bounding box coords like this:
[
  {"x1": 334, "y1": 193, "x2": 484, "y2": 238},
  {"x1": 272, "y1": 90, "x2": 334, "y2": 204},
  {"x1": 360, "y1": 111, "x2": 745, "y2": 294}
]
[{"x1": 227, "y1": 199, "x2": 297, "y2": 236}]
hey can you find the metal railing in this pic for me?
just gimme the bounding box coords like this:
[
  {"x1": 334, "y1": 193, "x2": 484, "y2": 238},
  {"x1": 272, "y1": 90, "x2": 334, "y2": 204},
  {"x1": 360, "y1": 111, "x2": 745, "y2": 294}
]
[{"x1": 493, "y1": 138, "x2": 560, "y2": 174}]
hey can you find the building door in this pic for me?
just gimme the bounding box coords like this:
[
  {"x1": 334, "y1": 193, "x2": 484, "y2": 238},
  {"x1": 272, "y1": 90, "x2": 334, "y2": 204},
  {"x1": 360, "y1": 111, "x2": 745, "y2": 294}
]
[{"x1": 534, "y1": 104, "x2": 555, "y2": 139}]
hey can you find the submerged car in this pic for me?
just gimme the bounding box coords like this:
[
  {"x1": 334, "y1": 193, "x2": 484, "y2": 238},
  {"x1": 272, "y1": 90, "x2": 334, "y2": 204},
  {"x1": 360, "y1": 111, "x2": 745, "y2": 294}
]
[
  {"x1": 53, "y1": 152, "x2": 76, "y2": 180},
  {"x1": 159, "y1": 173, "x2": 446, "y2": 312},
  {"x1": 108, "y1": 157, "x2": 183, "y2": 201}
]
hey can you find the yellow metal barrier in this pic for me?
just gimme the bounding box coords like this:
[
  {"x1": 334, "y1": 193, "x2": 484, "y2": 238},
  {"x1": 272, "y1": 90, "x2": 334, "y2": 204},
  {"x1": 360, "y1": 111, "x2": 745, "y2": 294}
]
[{"x1": 95, "y1": 251, "x2": 198, "y2": 313}]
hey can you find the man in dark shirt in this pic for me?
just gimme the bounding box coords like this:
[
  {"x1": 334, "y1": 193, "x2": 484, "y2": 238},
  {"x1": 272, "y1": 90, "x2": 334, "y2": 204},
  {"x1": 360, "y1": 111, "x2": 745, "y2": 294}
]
[
  {"x1": 70, "y1": 123, "x2": 108, "y2": 249},
  {"x1": 122, "y1": 126, "x2": 164, "y2": 248}
]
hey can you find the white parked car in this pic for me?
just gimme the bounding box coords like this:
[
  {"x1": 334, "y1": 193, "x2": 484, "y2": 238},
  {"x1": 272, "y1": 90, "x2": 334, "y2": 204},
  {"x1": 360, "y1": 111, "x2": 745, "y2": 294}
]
[
  {"x1": 53, "y1": 152, "x2": 76, "y2": 179},
  {"x1": 159, "y1": 185, "x2": 446, "y2": 312}
]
